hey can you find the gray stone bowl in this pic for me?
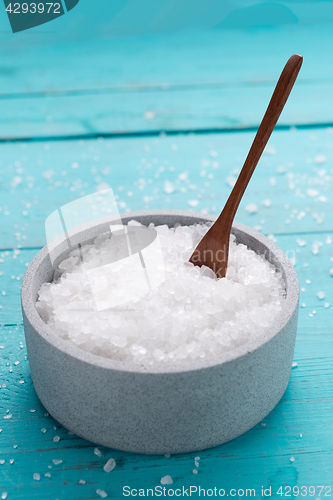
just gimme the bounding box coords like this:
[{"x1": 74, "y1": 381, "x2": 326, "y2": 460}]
[{"x1": 21, "y1": 210, "x2": 299, "y2": 454}]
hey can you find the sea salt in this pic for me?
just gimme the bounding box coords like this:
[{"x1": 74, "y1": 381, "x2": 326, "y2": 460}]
[
  {"x1": 36, "y1": 222, "x2": 285, "y2": 368},
  {"x1": 96, "y1": 489, "x2": 107, "y2": 498},
  {"x1": 103, "y1": 458, "x2": 116, "y2": 473},
  {"x1": 161, "y1": 475, "x2": 173, "y2": 485},
  {"x1": 245, "y1": 203, "x2": 258, "y2": 214},
  {"x1": 33, "y1": 473, "x2": 40, "y2": 481}
]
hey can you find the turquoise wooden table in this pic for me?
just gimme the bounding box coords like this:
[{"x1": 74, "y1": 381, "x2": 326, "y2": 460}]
[{"x1": 1, "y1": 16, "x2": 333, "y2": 500}]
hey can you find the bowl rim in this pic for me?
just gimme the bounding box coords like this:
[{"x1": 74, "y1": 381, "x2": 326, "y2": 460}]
[{"x1": 21, "y1": 209, "x2": 299, "y2": 375}]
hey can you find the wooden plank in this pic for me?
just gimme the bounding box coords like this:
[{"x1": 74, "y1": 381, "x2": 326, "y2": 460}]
[
  {"x1": 1, "y1": 24, "x2": 333, "y2": 138},
  {"x1": 0, "y1": 324, "x2": 332, "y2": 500},
  {"x1": 1, "y1": 128, "x2": 333, "y2": 249},
  {"x1": 1, "y1": 24, "x2": 333, "y2": 93},
  {"x1": 2, "y1": 79, "x2": 333, "y2": 140}
]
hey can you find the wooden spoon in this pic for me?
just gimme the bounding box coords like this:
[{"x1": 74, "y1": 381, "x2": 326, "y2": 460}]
[{"x1": 189, "y1": 53, "x2": 303, "y2": 278}]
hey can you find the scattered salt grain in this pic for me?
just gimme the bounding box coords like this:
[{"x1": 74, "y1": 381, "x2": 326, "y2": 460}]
[
  {"x1": 1, "y1": 493, "x2": 8, "y2": 500},
  {"x1": 52, "y1": 459, "x2": 63, "y2": 465},
  {"x1": 264, "y1": 145, "x2": 276, "y2": 155},
  {"x1": 300, "y1": 434, "x2": 302, "y2": 437},
  {"x1": 164, "y1": 454, "x2": 170, "y2": 458},
  {"x1": 314, "y1": 155, "x2": 326, "y2": 164},
  {"x1": 262, "y1": 199, "x2": 271, "y2": 208},
  {"x1": 306, "y1": 189, "x2": 319, "y2": 198},
  {"x1": 41, "y1": 428, "x2": 47, "y2": 433},
  {"x1": 33, "y1": 473, "x2": 40, "y2": 481},
  {"x1": 96, "y1": 489, "x2": 107, "y2": 498},
  {"x1": 36, "y1": 222, "x2": 285, "y2": 368},
  {"x1": 94, "y1": 448, "x2": 102, "y2": 457},
  {"x1": 330, "y1": 268, "x2": 333, "y2": 277},
  {"x1": 44, "y1": 472, "x2": 51, "y2": 477},
  {"x1": 290, "y1": 457, "x2": 295, "y2": 462},
  {"x1": 292, "y1": 362, "x2": 298, "y2": 368},
  {"x1": 9, "y1": 459, "x2": 14, "y2": 464},
  {"x1": 0, "y1": 460, "x2": 4, "y2": 464},
  {"x1": 317, "y1": 291, "x2": 325, "y2": 300},
  {"x1": 245, "y1": 203, "x2": 258, "y2": 214},
  {"x1": 103, "y1": 458, "x2": 116, "y2": 473},
  {"x1": 53, "y1": 436, "x2": 60, "y2": 442},
  {"x1": 188, "y1": 199, "x2": 199, "y2": 207},
  {"x1": 296, "y1": 239, "x2": 307, "y2": 247},
  {"x1": 324, "y1": 302, "x2": 330, "y2": 308},
  {"x1": 161, "y1": 475, "x2": 173, "y2": 485},
  {"x1": 193, "y1": 469, "x2": 198, "y2": 474},
  {"x1": 3, "y1": 415, "x2": 12, "y2": 420},
  {"x1": 79, "y1": 479, "x2": 86, "y2": 484},
  {"x1": 226, "y1": 175, "x2": 237, "y2": 187},
  {"x1": 164, "y1": 181, "x2": 176, "y2": 194}
]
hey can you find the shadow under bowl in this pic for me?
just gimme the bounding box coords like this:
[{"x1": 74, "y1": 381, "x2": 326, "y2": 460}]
[{"x1": 21, "y1": 209, "x2": 299, "y2": 454}]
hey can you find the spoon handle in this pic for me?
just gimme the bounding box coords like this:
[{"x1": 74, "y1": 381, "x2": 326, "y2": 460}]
[{"x1": 222, "y1": 54, "x2": 303, "y2": 222}]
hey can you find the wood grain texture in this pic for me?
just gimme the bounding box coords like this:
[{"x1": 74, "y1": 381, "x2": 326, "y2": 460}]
[
  {"x1": 0, "y1": 325, "x2": 332, "y2": 500},
  {"x1": 1, "y1": 128, "x2": 332, "y2": 249},
  {"x1": 0, "y1": 25, "x2": 333, "y2": 139}
]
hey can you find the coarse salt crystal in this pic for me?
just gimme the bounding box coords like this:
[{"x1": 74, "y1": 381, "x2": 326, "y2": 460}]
[
  {"x1": 103, "y1": 458, "x2": 116, "y2": 473},
  {"x1": 164, "y1": 181, "x2": 176, "y2": 194},
  {"x1": 53, "y1": 436, "x2": 60, "y2": 442},
  {"x1": 245, "y1": 203, "x2": 258, "y2": 214},
  {"x1": 79, "y1": 479, "x2": 86, "y2": 484},
  {"x1": 94, "y1": 448, "x2": 102, "y2": 457},
  {"x1": 161, "y1": 475, "x2": 173, "y2": 485},
  {"x1": 96, "y1": 489, "x2": 107, "y2": 498},
  {"x1": 52, "y1": 459, "x2": 63, "y2": 465},
  {"x1": 317, "y1": 291, "x2": 325, "y2": 300},
  {"x1": 306, "y1": 189, "x2": 319, "y2": 198},
  {"x1": 290, "y1": 457, "x2": 295, "y2": 462},
  {"x1": 33, "y1": 473, "x2": 40, "y2": 481},
  {"x1": 314, "y1": 155, "x2": 326, "y2": 164}
]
